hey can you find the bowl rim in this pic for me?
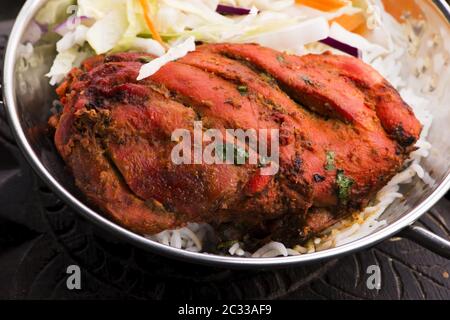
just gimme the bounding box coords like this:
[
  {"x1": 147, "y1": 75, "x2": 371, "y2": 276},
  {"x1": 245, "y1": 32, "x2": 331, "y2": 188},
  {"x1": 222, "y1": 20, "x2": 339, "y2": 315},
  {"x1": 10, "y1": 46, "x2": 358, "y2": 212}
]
[{"x1": 3, "y1": 0, "x2": 450, "y2": 269}]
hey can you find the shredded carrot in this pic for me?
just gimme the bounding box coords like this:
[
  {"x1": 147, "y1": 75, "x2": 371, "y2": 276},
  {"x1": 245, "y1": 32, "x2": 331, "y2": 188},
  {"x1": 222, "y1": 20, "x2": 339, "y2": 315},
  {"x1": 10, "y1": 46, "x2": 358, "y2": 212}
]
[
  {"x1": 330, "y1": 12, "x2": 366, "y2": 34},
  {"x1": 381, "y1": 0, "x2": 423, "y2": 22},
  {"x1": 295, "y1": 0, "x2": 349, "y2": 12},
  {"x1": 139, "y1": 0, "x2": 166, "y2": 47}
]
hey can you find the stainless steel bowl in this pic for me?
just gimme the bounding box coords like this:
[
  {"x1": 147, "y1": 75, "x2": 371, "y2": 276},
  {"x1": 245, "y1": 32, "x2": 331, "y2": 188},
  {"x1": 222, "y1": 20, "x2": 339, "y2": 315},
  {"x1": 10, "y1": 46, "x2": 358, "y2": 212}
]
[{"x1": 3, "y1": 0, "x2": 450, "y2": 268}]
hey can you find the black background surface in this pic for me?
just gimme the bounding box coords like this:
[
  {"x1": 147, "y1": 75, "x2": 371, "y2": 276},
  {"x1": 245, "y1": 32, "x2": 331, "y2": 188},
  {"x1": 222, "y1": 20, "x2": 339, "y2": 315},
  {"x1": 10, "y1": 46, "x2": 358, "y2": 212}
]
[{"x1": 0, "y1": 0, "x2": 449, "y2": 300}]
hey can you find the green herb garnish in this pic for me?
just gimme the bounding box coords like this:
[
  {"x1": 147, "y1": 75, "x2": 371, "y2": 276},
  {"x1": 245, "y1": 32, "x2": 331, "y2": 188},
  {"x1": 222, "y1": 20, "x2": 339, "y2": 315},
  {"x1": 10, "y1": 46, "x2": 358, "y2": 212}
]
[
  {"x1": 217, "y1": 143, "x2": 249, "y2": 165},
  {"x1": 276, "y1": 55, "x2": 285, "y2": 63},
  {"x1": 237, "y1": 85, "x2": 248, "y2": 95},
  {"x1": 138, "y1": 56, "x2": 153, "y2": 63},
  {"x1": 260, "y1": 72, "x2": 276, "y2": 85},
  {"x1": 235, "y1": 146, "x2": 249, "y2": 163},
  {"x1": 325, "y1": 151, "x2": 336, "y2": 171},
  {"x1": 336, "y1": 169, "x2": 354, "y2": 204}
]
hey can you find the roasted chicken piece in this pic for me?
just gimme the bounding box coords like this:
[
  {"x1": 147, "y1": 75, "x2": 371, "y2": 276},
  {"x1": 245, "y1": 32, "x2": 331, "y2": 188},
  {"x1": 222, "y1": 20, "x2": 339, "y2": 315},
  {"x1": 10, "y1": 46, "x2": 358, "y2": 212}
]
[{"x1": 51, "y1": 43, "x2": 421, "y2": 246}]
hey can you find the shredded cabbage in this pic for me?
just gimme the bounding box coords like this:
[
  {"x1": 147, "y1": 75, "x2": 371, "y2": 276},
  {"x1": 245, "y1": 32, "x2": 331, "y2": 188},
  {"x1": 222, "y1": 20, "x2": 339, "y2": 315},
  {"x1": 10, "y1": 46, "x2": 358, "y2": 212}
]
[
  {"x1": 329, "y1": 22, "x2": 387, "y2": 60},
  {"x1": 77, "y1": 0, "x2": 126, "y2": 20},
  {"x1": 86, "y1": 8, "x2": 129, "y2": 54},
  {"x1": 46, "y1": 46, "x2": 91, "y2": 85},
  {"x1": 162, "y1": 0, "x2": 232, "y2": 24},
  {"x1": 56, "y1": 25, "x2": 89, "y2": 53},
  {"x1": 43, "y1": 0, "x2": 373, "y2": 85},
  {"x1": 127, "y1": 38, "x2": 166, "y2": 56},
  {"x1": 222, "y1": 0, "x2": 295, "y2": 11},
  {"x1": 245, "y1": 17, "x2": 329, "y2": 53},
  {"x1": 35, "y1": 0, "x2": 75, "y2": 26},
  {"x1": 137, "y1": 36, "x2": 196, "y2": 80}
]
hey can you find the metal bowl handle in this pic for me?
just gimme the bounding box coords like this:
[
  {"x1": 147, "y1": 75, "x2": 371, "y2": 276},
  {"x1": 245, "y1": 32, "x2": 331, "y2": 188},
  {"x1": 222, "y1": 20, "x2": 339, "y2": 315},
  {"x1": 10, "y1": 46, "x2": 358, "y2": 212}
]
[{"x1": 401, "y1": 223, "x2": 450, "y2": 259}]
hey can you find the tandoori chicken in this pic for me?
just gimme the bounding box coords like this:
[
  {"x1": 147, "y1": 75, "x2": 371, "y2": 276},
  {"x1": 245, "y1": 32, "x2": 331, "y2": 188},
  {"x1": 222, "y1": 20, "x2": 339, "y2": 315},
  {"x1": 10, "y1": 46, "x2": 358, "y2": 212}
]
[{"x1": 50, "y1": 43, "x2": 422, "y2": 246}]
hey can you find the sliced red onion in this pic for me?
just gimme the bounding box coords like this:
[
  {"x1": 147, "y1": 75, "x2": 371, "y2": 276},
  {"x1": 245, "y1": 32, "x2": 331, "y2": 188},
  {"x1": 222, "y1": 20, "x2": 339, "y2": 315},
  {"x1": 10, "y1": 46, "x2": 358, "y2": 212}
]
[
  {"x1": 35, "y1": 20, "x2": 49, "y2": 33},
  {"x1": 54, "y1": 16, "x2": 94, "y2": 36},
  {"x1": 319, "y1": 37, "x2": 361, "y2": 58},
  {"x1": 216, "y1": 4, "x2": 252, "y2": 15}
]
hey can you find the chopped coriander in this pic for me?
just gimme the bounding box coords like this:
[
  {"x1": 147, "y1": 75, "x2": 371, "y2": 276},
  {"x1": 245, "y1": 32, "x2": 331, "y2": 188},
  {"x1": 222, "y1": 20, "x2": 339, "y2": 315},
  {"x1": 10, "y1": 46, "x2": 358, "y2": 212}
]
[
  {"x1": 138, "y1": 56, "x2": 153, "y2": 63},
  {"x1": 325, "y1": 151, "x2": 336, "y2": 171},
  {"x1": 235, "y1": 145, "x2": 249, "y2": 164},
  {"x1": 260, "y1": 72, "x2": 276, "y2": 85},
  {"x1": 276, "y1": 55, "x2": 285, "y2": 63},
  {"x1": 217, "y1": 143, "x2": 249, "y2": 165},
  {"x1": 237, "y1": 85, "x2": 248, "y2": 95},
  {"x1": 336, "y1": 169, "x2": 354, "y2": 204}
]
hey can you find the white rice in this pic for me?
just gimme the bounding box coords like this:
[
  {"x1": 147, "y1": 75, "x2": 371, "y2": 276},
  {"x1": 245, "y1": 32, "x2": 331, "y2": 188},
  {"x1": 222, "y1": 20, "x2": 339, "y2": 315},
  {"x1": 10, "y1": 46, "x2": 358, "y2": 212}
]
[{"x1": 147, "y1": 1, "x2": 448, "y2": 258}]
